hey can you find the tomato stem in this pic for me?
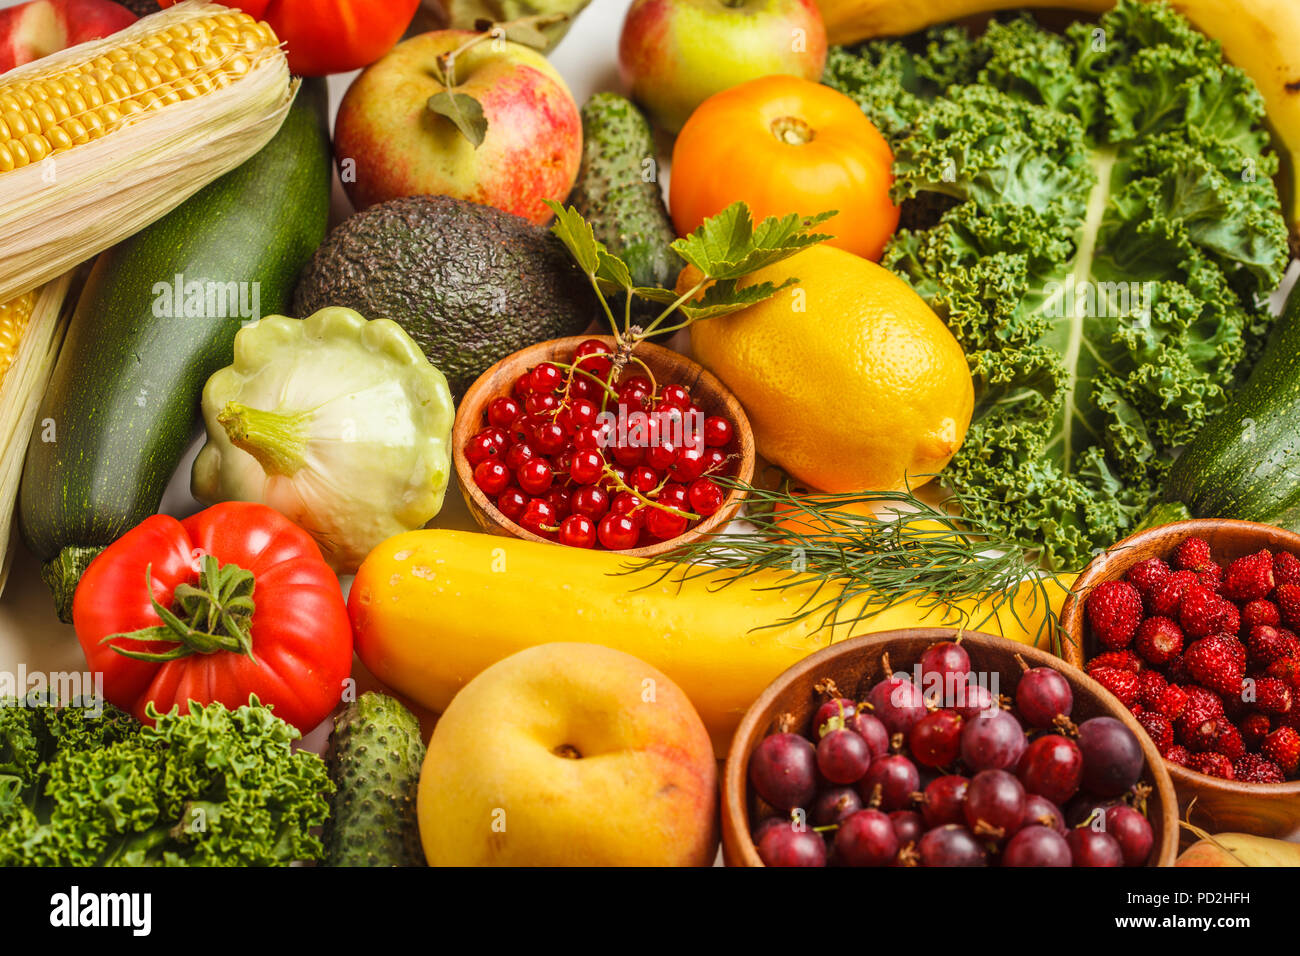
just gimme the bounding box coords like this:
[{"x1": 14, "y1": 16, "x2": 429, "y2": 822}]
[
  {"x1": 770, "y1": 115, "x2": 815, "y2": 146},
  {"x1": 101, "y1": 555, "x2": 257, "y2": 662}
]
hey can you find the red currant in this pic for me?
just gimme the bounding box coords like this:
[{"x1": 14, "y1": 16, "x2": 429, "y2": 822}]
[
  {"x1": 646, "y1": 441, "x2": 676, "y2": 471},
  {"x1": 473, "y1": 459, "x2": 510, "y2": 496},
  {"x1": 520, "y1": 498, "x2": 556, "y2": 536},
  {"x1": 508, "y1": 414, "x2": 537, "y2": 446},
  {"x1": 688, "y1": 477, "x2": 724, "y2": 516},
  {"x1": 478, "y1": 427, "x2": 509, "y2": 450},
  {"x1": 504, "y1": 442, "x2": 535, "y2": 470},
  {"x1": 611, "y1": 491, "x2": 642, "y2": 516},
  {"x1": 629, "y1": 465, "x2": 658, "y2": 494},
  {"x1": 529, "y1": 362, "x2": 563, "y2": 394},
  {"x1": 518, "y1": 459, "x2": 553, "y2": 495},
  {"x1": 553, "y1": 449, "x2": 574, "y2": 477},
  {"x1": 533, "y1": 422, "x2": 567, "y2": 455},
  {"x1": 612, "y1": 442, "x2": 644, "y2": 467},
  {"x1": 571, "y1": 376, "x2": 598, "y2": 401},
  {"x1": 670, "y1": 446, "x2": 706, "y2": 482},
  {"x1": 570, "y1": 449, "x2": 605, "y2": 485},
  {"x1": 703, "y1": 448, "x2": 728, "y2": 474},
  {"x1": 572, "y1": 424, "x2": 604, "y2": 450},
  {"x1": 618, "y1": 382, "x2": 651, "y2": 412},
  {"x1": 525, "y1": 392, "x2": 558, "y2": 415},
  {"x1": 574, "y1": 339, "x2": 614, "y2": 380},
  {"x1": 512, "y1": 372, "x2": 533, "y2": 398},
  {"x1": 602, "y1": 465, "x2": 630, "y2": 493},
  {"x1": 464, "y1": 434, "x2": 499, "y2": 467},
  {"x1": 497, "y1": 487, "x2": 527, "y2": 521},
  {"x1": 657, "y1": 482, "x2": 688, "y2": 509},
  {"x1": 570, "y1": 485, "x2": 610, "y2": 521},
  {"x1": 646, "y1": 506, "x2": 688, "y2": 541},
  {"x1": 658, "y1": 384, "x2": 691, "y2": 409},
  {"x1": 487, "y1": 396, "x2": 521, "y2": 429},
  {"x1": 567, "y1": 397, "x2": 598, "y2": 428},
  {"x1": 546, "y1": 487, "x2": 571, "y2": 519},
  {"x1": 559, "y1": 514, "x2": 597, "y2": 549},
  {"x1": 598, "y1": 513, "x2": 640, "y2": 550},
  {"x1": 703, "y1": 416, "x2": 732, "y2": 448}
]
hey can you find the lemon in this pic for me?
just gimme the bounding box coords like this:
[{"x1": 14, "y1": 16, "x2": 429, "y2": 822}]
[{"x1": 688, "y1": 245, "x2": 973, "y2": 493}]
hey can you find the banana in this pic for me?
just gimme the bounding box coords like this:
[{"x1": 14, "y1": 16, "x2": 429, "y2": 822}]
[{"x1": 814, "y1": 0, "x2": 1300, "y2": 252}]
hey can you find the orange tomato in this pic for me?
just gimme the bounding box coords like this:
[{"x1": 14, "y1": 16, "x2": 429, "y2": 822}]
[{"x1": 669, "y1": 75, "x2": 899, "y2": 261}]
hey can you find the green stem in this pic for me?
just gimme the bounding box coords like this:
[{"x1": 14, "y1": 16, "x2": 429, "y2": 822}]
[
  {"x1": 102, "y1": 555, "x2": 257, "y2": 663},
  {"x1": 641, "y1": 280, "x2": 708, "y2": 337},
  {"x1": 218, "y1": 401, "x2": 311, "y2": 478}
]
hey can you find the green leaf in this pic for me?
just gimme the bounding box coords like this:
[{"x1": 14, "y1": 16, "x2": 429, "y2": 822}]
[
  {"x1": 671, "y1": 203, "x2": 836, "y2": 281},
  {"x1": 427, "y1": 91, "x2": 489, "y2": 148},
  {"x1": 596, "y1": 249, "x2": 633, "y2": 290},
  {"x1": 544, "y1": 201, "x2": 602, "y2": 275},
  {"x1": 678, "y1": 278, "x2": 801, "y2": 321}
]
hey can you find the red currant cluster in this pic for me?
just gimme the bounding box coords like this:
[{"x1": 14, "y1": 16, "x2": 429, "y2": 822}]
[{"x1": 464, "y1": 338, "x2": 737, "y2": 550}]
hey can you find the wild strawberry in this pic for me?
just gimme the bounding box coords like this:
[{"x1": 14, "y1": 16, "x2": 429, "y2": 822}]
[
  {"x1": 1131, "y1": 704, "x2": 1145, "y2": 717},
  {"x1": 1173, "y1": 537, "x2": 1214, "y2": 572},
  {"x1": 1185, "y1": 635, "x2": 1244, "y2": 696},
  {"x1": 1154, "y1": 683, "x2": 1190, "y2": 720},
  {"x1": 1241, "y1": 599, "x2": 1281, "y2": 630},
  {"x1": 1148, "y1": 570, "x2": 1199, "y2": 617},
  {"x1": 1221, "y1": 687, "x2": 1248, "y2": 719},
  {"x1": 1276, "y1": 583, "x2": 1300, "y2": 629},
  {"x1": 1222, "y1": 634, "x2": 1247, "y2": 668},
  {"x1": 1133, "y1": 616, "x2": 1183, "y2": 666},
  {"x1": 1211, "y1": 722, "x2": 1245, "y2": 761},
  {"x1": 1138, "y1": 670, "x2": 1167, "y2": 709},
  {"x1": 1126, "y1": 557, "x2": 1171, "y2": 596},
  {"x1": 1224, "y1": 549, "x2": 1276, "y2": 602},
  {"x1": 1262, "y1": 727, "x2": 1300, "y2": 775},
  {"x1": 1217, "y1": 602, "x2": 1241, "y2": 637},
  {"x1": 1247, "y1": 625, "x2": 1296, "y2": 665},
  {"x1": 1090, "y1": 667, "x2": 1140, "y2": 709},
  {"x1": 1275, "y1": 551, "x2": 1300, "y2": 588},
  {"x1": 1249, "y1": 676, "x2": 1293, "y2": 714},
  {"x1": 1187, "y1": 752, "x2": 1235, "y2": 779},
  {"x1": 1084, "y1": 650, "x2": 1142, "y2": 674},
  {"x1": 1135, "y1": 711, "x2": 1174, "y2": 754},
  {"x1": 1179, "y1": 585, "x2": 1229, "y2": 638},
  {"x1": 1276, "y1": 710, "x2": 1300, "y2": 733},
  {"x1": 1233, "y1": 754, "x2": 1285, "y2": 784},
  {"x1": 1175, "y1": 686, "x2": 1223, "y2": 733},
  {"x1": 1197, "y1": 563, "x2": 1224, "y2": 594},
  {"x1": 1164, "y1": 744, "x2": 1191, "y2": 768},
  {"x1": 1265, "y1": 654, "x2": 1300, "y2": 695},
  {"x1": 1166, "y1": 654, "x2": 1192, "y2": 685},
  {"x1": 1182, "y1": 715, "x2": 1226, "y2": 753},
  {"x1": 1085, "y1": 580, "x2": 1143, "y2": 649},
  {"x1": 1241, "y1": 711, "x2": 1273, "y2": 749}
]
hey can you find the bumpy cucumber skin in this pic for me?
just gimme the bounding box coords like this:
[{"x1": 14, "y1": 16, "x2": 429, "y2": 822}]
[
  {"x1": 569, "y1": 92, "x2": 678, "y2": 296},
  {"x1": 1163, "y1": 283, "x2": 1300, "y2": 529},
  {"x1": 323, "y1": 692, "x2": 427, "y2": 868},
  {"x1": 18, "y1": 79, "x2": 332, "y2": 568}
]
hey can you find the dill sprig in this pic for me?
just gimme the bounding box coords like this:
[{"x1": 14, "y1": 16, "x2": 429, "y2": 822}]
[{"x1": 624, "y1": 479, "x2": 1078, "y2": 654}]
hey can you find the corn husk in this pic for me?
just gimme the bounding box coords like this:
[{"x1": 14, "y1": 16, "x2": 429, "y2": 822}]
[
  {"x1": 0, "y1": 273, "x2": 77, "y2": 596},
  {"x1": 0, "y1": 0, "x2": 296, "y2": 304}
]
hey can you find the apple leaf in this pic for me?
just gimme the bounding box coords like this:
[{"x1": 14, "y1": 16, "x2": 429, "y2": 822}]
[
  {"x1": 671, "y1": 205, "x2": 837, "y2": 282},
  {"x1": 427, "y1": 91, "x2": 489, "y2": 148}
]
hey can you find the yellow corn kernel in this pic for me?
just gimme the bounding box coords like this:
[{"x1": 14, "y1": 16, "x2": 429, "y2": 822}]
[
  {"x1": 0, "y1": 9, "x2": 282, "y2": 172},
  {"x1": 0, "y1": 291, "x2": 36, "y2": 387}
]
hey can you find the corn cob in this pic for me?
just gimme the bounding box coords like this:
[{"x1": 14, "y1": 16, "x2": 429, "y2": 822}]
[
  {"x1": 0, "y1": 0, "x2": 294, "y2": 304},
  {"x1": 0, "y1": 276, "x2": 75, "y2": 596}
]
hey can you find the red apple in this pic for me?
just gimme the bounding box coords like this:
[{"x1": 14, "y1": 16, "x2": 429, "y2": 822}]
[
  {"x1": 619, "y1": 0, "x2": 827, "y2": 134},
  {"x1": 334, "y1": 30, "x2": 582, "y2": 225},
  {"x1": 0, "y1": 0, "x2": 137, "y2": 73}
]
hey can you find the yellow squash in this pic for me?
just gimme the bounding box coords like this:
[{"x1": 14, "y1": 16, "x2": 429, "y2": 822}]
[{"x1": 349, "y1": 530, "x2": 1074, "y2": 755}]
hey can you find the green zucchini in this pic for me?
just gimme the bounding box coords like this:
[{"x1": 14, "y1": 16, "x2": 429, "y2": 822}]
[
  {"x1": 18, "y1": 78, "x2": 332, "y2": 621},
  {"x1": 567, "y1": 93, "x2": 678, "y2": 307},
  {"x1": 1161, "y1": 280, "x2": 1300, "y2": 528}
]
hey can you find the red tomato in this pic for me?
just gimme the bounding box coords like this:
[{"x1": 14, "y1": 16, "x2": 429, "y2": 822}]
[
  {"x1": 73, "y1": 502, "x2": 353, "y2": 733},
  {"x1": 160, "y1": 0, "x2": 420, "y2": 76}
]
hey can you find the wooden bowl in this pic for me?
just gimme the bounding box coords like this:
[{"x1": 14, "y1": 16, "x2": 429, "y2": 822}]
[
  {"x1": 452, "y1": 335, "x2": 755, "y2": 558},
  {"x1": 1060, "y1": 520, "x2": 1300, "y2": 839},
  {"x1": 722, "y1": 627, "x2": 1180, "y2": 866}
]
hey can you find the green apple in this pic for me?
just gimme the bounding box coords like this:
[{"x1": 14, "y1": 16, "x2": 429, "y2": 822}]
[{"x1": 618, "y1": 0, "x2": 828, "y2": 133}]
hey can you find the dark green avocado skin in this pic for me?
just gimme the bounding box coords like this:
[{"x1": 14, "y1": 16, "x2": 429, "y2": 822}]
[
  {"x1": 293, "y1": 194, "x2": 598, "y2": 398},
  {"x1": 19, "y1": 78, "x2": 332, "y2": 566}
]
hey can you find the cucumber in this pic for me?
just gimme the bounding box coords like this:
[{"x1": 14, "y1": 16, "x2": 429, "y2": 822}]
[
  {"x1": 323, "y1": 692, "x2": 427, "y2": 868},
  {"x1": 18, "y1": 78, "x2": 331, "y2": 620},
  {"x1": 1162, "y1": 281, "x2": 1300, "y2": 528},
  {"x1": 568, "y1": 93, "x2": 678, "y2": 304}
]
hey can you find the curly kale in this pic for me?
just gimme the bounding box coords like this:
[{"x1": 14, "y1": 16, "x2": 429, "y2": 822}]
[
  {"x1": 0, "y1": 697, "x2": 331, "y2": 866},
  {"x1": 825, "y1": 0, "x2": 1290, "y2": 569}
]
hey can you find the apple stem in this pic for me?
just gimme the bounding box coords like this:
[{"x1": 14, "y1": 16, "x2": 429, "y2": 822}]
[{"x1": 434, "y1": 12, "x2": 571, "y2": 88}]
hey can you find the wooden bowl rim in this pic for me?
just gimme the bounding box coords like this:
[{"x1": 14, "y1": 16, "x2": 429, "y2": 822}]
[
  {"x1": 721, "y1": 626, "x2": 1181, "y2": 867},
  {"x1": 1060, "y1": 518, "x2": 1300, "y2": 799},
  {"x1": 451, "y1": 335, "x2": 756, "y2": 559}
]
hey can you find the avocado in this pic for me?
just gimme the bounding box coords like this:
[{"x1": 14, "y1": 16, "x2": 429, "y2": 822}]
[
  {"x1": 323, "y1": 692, "x2": 427, "y2": 868},
  {"x1": 293, "y1": 195, "x2": 597, "y2": 397}
]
